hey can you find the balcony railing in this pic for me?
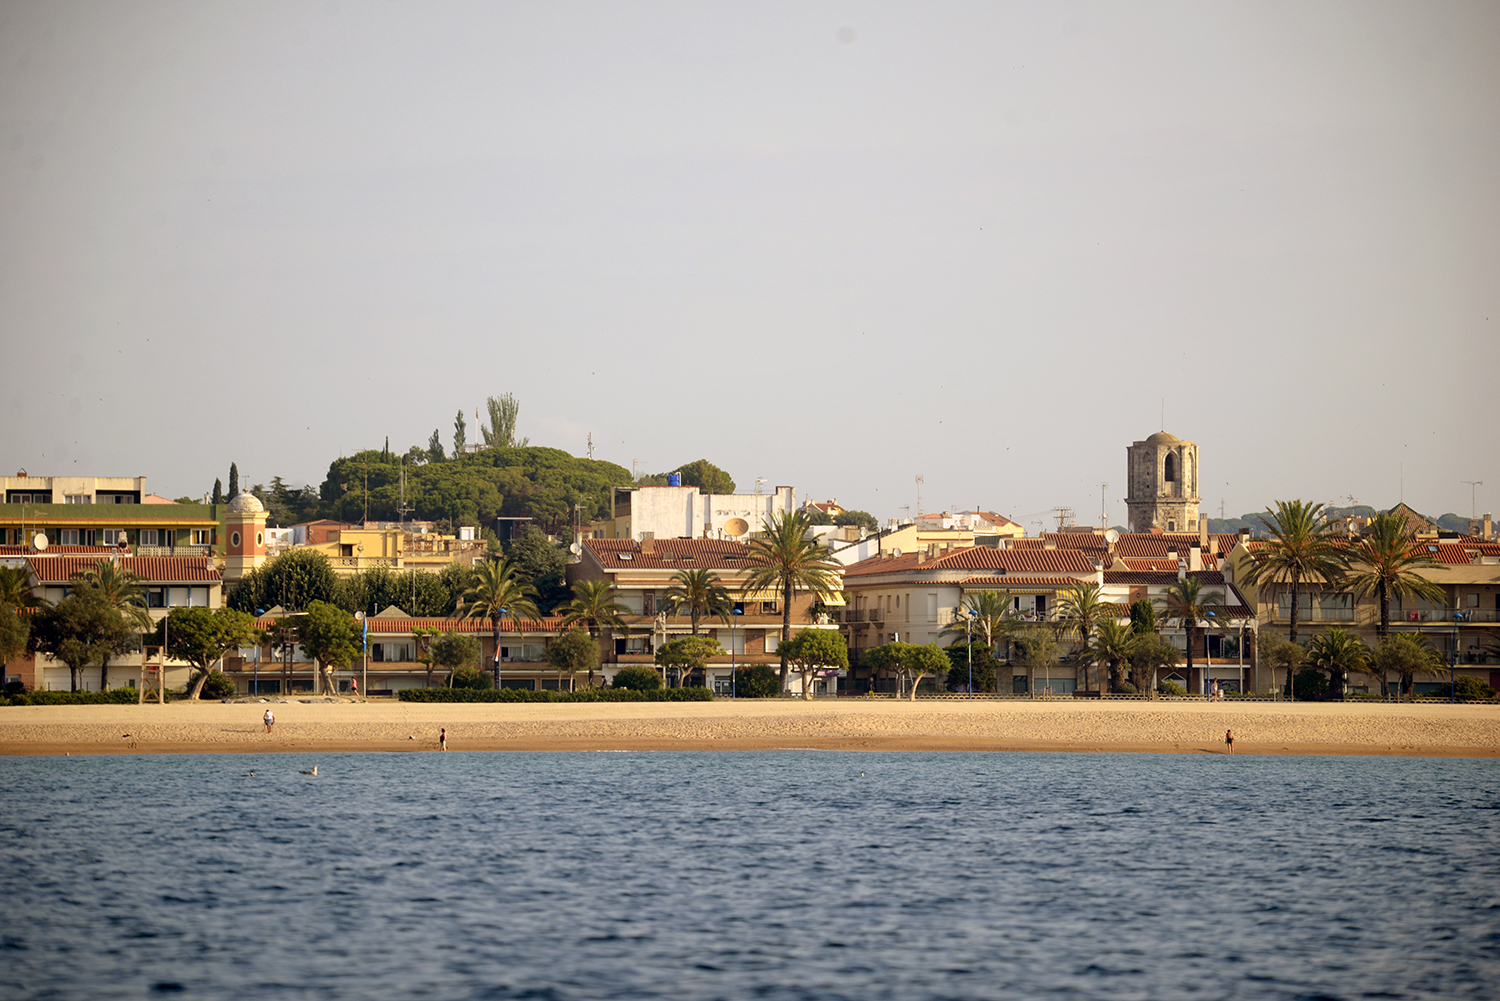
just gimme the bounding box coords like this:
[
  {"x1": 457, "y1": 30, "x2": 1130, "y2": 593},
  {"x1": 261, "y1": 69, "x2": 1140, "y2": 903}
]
[
  {"x1": 1270, "y1": 607, "x2": 1356, "y2": 622},
  {"x1": 1393, "y1": 608, "x2": 1500, "y2": 624},
  {"x1": 135, "y1": 545, "x2": 211, "y2": 558},
  {"x1": 330, "y1": 556, "x2": 398, "y2": 569}
]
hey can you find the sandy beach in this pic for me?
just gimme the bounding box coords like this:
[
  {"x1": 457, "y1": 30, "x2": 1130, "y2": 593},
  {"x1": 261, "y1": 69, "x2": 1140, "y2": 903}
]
[{"x1": 1, "y1": 697, "x2": 1497, "y2": 757}]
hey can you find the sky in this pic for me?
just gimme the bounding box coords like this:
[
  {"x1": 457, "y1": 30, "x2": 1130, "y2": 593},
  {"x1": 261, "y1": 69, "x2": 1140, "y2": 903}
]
[{"x1": 3, "y1": 1, "x2": 1497, "y2": 530}]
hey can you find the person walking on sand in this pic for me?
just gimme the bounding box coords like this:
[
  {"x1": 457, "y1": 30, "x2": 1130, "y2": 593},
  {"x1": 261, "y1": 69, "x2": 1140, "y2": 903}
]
[
  {"x1": 439, "y1": 728, "x2": 447, "y2": 752},
  {"x1": 264, "y1": 709, "x2": 275, "y2": 733},
  {"x1": 1225, "y1": 729, "x2": 1234, "y2": 754},
  {"x1": 350, "y1": 677, "x2": 358, "y2": 697}
]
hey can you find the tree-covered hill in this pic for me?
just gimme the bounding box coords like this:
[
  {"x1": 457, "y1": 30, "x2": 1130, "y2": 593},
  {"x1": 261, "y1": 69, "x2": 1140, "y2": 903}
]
[{"x1": 315, "y1": 446, "x2": 633, "y2": 534}]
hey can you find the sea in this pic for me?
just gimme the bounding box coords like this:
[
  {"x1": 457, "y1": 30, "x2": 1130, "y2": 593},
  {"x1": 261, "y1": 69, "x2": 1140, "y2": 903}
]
[{"x1": 0, "y1": 751, "x2": 1496, "y2": 1001}]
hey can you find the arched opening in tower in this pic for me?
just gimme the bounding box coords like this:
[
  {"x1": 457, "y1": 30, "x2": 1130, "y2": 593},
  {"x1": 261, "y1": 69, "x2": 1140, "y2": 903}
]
[{"x1": 1164, "y1": 453, "x2": 1176, "y2": 483}]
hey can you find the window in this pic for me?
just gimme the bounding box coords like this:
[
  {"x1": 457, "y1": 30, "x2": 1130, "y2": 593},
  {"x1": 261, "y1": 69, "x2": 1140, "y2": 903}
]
[
  {"x1": 1167, "y1": 521, "x2": 1176, "y2": 532},
  {"x1": 60, "y1": 529, "x2": 80, "y2": 545},
  {"x1": 231, "y1": 532, "x2": 241, "y2": 548},
  {"x1": 1468, "y1": 593, "x2": 1480, "y2": 608},
  {"x1": 147, "y1": 588, "x2": 167, "y2": 608},
  {"x1": 761, "y1": 601, "x2": 777, "y2": 613},
  {"x1": 191, "y1": 530, "x2": 209, "y2": 545},
  {"x1": 139, "y1": 529, "x2": 158, "y2": 546},
  {"x1": 65, "y1": 495, "x2": 91, "y2": 504},
  {"x1": 1164, "y1": 454, "x2": 1176, "y2": 483}
]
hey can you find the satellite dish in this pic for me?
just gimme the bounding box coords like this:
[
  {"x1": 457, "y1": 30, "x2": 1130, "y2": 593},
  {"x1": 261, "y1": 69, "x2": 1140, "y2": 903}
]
[
  {"x1": 1104, "y1": 529, "x2": 1120, "y2": 544},
  {"x1": 569, "y1": 542, "x2": 582, "y2": 556},
  {"x1": 354, "y1": 611, "x2": 365, "y2": 621},
  {"x1": 724, "y1": 517, "x2": 749, "y2": 537},
  {"x1": 892, "y1": 548, "x2": 903, "y2": 557},
  {"x1": 32, "y1": 533, "x2": 48, "y2": 551}
]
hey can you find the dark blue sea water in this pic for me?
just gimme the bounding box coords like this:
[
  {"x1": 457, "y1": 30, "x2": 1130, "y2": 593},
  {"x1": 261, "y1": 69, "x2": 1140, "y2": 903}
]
[{"x1": 1, "y1": 752, "x2": 1496, "y2": 1000}]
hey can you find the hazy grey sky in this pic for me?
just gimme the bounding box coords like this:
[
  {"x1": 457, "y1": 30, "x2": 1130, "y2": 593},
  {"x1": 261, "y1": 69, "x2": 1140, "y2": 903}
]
[{"x1": 3, "y1": 1, "x2": 1496, "y2": 527}]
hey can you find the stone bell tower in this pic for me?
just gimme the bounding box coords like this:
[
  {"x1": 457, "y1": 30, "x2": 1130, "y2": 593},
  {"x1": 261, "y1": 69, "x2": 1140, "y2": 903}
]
[{"x1": 1125, "y1": 432, "x2": 1201, "y2": 534}]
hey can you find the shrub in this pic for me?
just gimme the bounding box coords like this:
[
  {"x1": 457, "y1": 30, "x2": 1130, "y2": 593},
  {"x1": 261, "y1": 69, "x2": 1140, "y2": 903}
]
[
  {"x1": 451, "y1": 667, "x2": 493, "y2": 690},
  {"x1": 1453, "y1": 675, "x2": 1496, "y2": 701},
  {"x1": 1293, "y1": 668, "x2": 1328, "y2": 701},
  {"x1": 199, "y1": 671, "x2": 236, "y2": 700},
  {"x1": 398, "y1": 686, "x2": 712, "y2": 703},
  {"x1": 1117, "y1": 681, "x2": 1138, "y2": 694},
  {"x1": 730, "y1": 664, "x2": 781, "y2": 698},
  {"x1": 3, "y1": 689, "x2": 140, "y2": 706},
  {"x1": 611, "y1": 666, "x2": 662, "y2": 691},
  {"x1": 1157, "y1": 680, "x2": 1187, "y2": 696}
]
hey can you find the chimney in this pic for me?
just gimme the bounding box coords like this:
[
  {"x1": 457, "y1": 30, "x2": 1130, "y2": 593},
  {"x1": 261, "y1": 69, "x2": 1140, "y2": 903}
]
[
  {"x1": 1199, "y1": 518, "x2": 1209, "y2": 550},
  {"x1": 640, "y1": 537, "x2": 655, "y2": 556},
  {"x1": 1238, "y1": 527, "x2": 1250, "y2": 543},
  {"x1": 1188, "y1": 543, "x2": 1202, "y2": 572},
  {"x1": 1485, "y1": 513, "x2": 1494, "y2": 541},
  {"x1": 916, "y1": 549, "x2": 926, "y2": 564}
]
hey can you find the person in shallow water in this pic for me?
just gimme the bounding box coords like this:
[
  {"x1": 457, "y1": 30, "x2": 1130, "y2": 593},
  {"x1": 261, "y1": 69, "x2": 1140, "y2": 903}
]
[
  {"x1": 1225, "y1": 729, "x2": 1234, "y2": 754},
  {"x1": 439, "y1": 728, "x2": 447, "y2": 751}
]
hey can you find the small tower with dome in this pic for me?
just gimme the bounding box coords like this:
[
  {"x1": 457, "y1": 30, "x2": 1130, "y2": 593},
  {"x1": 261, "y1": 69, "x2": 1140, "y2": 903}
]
[
  {"x1": 223, "y1": 490, "x2": 269, "y2": 584},
  {"x1": 1125, "y1": 431, "x2": 1201, "y2": 534}
]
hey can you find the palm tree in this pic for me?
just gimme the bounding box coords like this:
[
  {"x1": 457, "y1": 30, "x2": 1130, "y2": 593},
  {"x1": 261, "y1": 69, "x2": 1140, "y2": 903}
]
[
  {"x1": 1058, "y1": 581, "x2": 1111, "y2": 692},
  {"x1": 71, "y1": 560, "x2": 152, "y2": 690},
  {"x1": 0, "y1": 565, "x2": 41, "y2": 611},
  {"x1": 660, "y1": 568, "x2": 733, "y2": 636},
  {"x1": 1305, "y1": 626, "x2": 1369, "y2": 699},
  {"x1": 457, "y1": 558, "x2": 540, "y2": 686},
  {"x1": 1344, "y1": 511, "x2": 1447, "y2": 639},
  {"x1": 557, "y1": 579, "x2": 630, "y2": 687},
  {"x1": 1372, "y1": 631, "x2": 1447, "y2": 700},
  {"x1": 1241, "y1": 501, "x2": 1345, "y2": 647},
  {"x1": 742, "y1": 511, "x2": 842, "y2": 694},
  {"x1": 947, "y1": 589, "x2": 1023, "y2": 648},
  {"x1": 1089, "y1": 618, "x2": 1136, "y2": 693},
  {"x1": 1155, "y1": 576, "x2": 1224, "y2": 698}
]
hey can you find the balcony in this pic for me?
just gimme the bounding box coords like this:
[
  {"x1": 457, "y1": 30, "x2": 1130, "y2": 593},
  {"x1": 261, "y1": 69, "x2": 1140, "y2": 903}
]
[
  {"x1": 1270, "y1": 606, "x2": 1356, "y2": 622},
  {"x1": 1393, "y1": 608, "x2": 1500, "y2": 624},
  {"x1": 329, "y1": 556, "x2": 398, "y2": 569}
]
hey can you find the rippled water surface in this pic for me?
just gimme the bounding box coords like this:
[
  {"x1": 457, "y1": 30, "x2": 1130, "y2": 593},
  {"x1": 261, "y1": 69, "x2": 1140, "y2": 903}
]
[{"x1": 1, "y1": 751, "x2": 1497, "y2": 1000}]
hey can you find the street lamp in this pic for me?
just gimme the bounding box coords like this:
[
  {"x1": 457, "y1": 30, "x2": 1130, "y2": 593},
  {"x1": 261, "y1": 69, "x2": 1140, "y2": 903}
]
[
  {"x1": 731, "y1": 607, "x2": 742, "y2": 698},
  {"x1": 966, "y1": 609, "x2": 974, "y2": 697},
  {"x1": 1452, "y1": 610, "x2": 1460, "y2": 703},
  {"x1": 495, "y1": 608, "x2": 506, "y2": 690}
]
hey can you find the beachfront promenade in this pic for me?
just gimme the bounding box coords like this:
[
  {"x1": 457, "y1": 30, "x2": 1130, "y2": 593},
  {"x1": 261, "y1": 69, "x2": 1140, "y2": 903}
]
[{"x1": 1, "y1": 698, "x2": 1496, "y2": 757}]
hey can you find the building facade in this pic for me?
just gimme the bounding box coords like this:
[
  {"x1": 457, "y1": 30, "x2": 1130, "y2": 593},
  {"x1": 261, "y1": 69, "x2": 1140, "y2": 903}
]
[{"x1": 1124, "y1": 432, "x2": 1202, "y2": 534}]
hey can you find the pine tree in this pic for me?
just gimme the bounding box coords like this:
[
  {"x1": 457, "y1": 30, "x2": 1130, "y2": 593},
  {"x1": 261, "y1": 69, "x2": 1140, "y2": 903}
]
[
  {"x1": 453, "y1": 410, "x2": 467, "y2": 458},
  {"x1": 427, "y1": 429, "x2": 445, "y2": 463},
  {"x1": 227, "y1": 463, "x2": 239, "y2": 498}
]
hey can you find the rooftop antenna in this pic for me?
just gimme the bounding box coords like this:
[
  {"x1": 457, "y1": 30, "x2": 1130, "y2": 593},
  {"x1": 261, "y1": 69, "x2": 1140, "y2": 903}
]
[
  {"x1": 396, "y1": 456, "x2": 414, "y2": 526},
  {"x1": 1099, "y1": 482, "x2": 1108, "y2": 528},
  {"x1": 1462, "y1": 481, "x2": 1483, "y2": 520},
  {"x1": 1161, "y1": 398, "x2": 1165, "y2": 431},
  {"x1": 587, "y1": 433, "x2": 594, "y2": 461},
  {"x1": 916, "y1": 475, "x2": 924, "y2": 517}
]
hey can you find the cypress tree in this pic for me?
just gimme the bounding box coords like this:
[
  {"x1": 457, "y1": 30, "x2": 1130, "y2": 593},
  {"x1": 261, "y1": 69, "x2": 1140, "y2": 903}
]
[
  {"x1": 211, "y1": 478, "x2": 223, "y2": 504},
  {"x1": 228, "y1": 463, "x2": 239, "y2": 497}
]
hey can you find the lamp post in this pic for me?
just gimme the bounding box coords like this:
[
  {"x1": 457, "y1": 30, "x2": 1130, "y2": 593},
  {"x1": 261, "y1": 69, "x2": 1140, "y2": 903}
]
[
  {"x1": 1451, "y1": 610, "x2": 1460, "y2": 703},
  {"x1": 1204, "y1": 610, "x2": 1216, "y2": 700},
  {"x1": 966, "y1": 609, "x2": 974, "y2": 697},
  {"x1": 355, "y1": 610, "x2": 366, "y2": 697},
  {"x1": 731, "y1": 607, "x2": 742, "y2": 698},
  {"x1": 495, "y1": 608, "x2": 506, "y2": 690}
]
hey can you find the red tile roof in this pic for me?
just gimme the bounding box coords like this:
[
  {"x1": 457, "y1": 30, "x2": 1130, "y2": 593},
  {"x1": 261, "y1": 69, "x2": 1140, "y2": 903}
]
[
  {"x1": 1104, "y1": 570, "x2": 1227, "y2": 586},
  {"x1": 957, "y1": 576, "x2": 1102, "y2": 588},
  {"x1": 27, "y1": 555, "x2": 221, "y2": 583},
  {"x1": 0, "y1": 545, "x2": 116, "y2": 556},
  {"x1": 845, "y1": 546, "x2": 1097, "y2": 577},
  {"x1": 584, "y1": 537, "x2": 758, "y2": 570},
  {"x1": 1121, "y1": 554, "x2": 1219, "y2": 572},
  {"x1": 254, "y1": 614, "x2": 568, "y2": 634}
]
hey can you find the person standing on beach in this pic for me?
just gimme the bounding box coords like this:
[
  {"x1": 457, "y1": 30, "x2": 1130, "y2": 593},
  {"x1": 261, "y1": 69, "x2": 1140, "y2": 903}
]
[
  {"x1": 439, "y1": 728, "x2": 447, "y2": 751},
  {"x1": 1225, "y1": 729, "x2": 1234, "y2": 754},
  {"x1": 264, "y1": 709, "x2": 275, "y2": 733}
]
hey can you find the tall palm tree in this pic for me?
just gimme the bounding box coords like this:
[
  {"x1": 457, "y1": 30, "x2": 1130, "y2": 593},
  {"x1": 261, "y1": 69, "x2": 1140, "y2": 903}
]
[
  {"x1": 1344, "y1": 511, "x2": 1447, "y2": 639},
  {"x1": 1155, "y1": 575, "x2": 1225, "y2": 698},
  {"x1": 1305, "y1": 626, "x2": 1369, "y2": 699},
  {"x1": 1089, "y1": 618, "x2": 1136, "y2": 693},
  {"x1": 660, "y1": 568, "x2": 733, "y2": 636},
  {"x1": 742, "y1": 511, "x2": 842, "y2": 694},
  {"x1": 943, "y1": 590, "x2": 1022, "y2": 649},
  {"x1": 1058, "y1": 581, "x2": 1111, "y2": 692},
  {"x1": 71, "y1": 560, "x2": 152, "y2": 691},
  {"x1": 457, "y1": 558, "x2": 540, "y2": 686},
  {"x1": 1240, "y1": 500, "x2": 1345, "y2": 648},
  {"x1": 558, "y1": 579, "x2": 630, "y2": 687}
]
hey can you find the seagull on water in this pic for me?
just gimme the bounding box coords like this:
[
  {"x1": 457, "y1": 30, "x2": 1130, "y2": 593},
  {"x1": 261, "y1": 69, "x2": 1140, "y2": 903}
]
[{"x1": 299, "y1": 766, "x2": 318, "y2": 776}]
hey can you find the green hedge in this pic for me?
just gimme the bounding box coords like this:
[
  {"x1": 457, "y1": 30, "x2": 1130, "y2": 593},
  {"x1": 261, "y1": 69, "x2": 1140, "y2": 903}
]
[
  {"x1": 399, "y1": 686, "x2": 714, "y2": 703},
  {"x1": 3, "y1": 689, "x2": 142, "y2": 707}
]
